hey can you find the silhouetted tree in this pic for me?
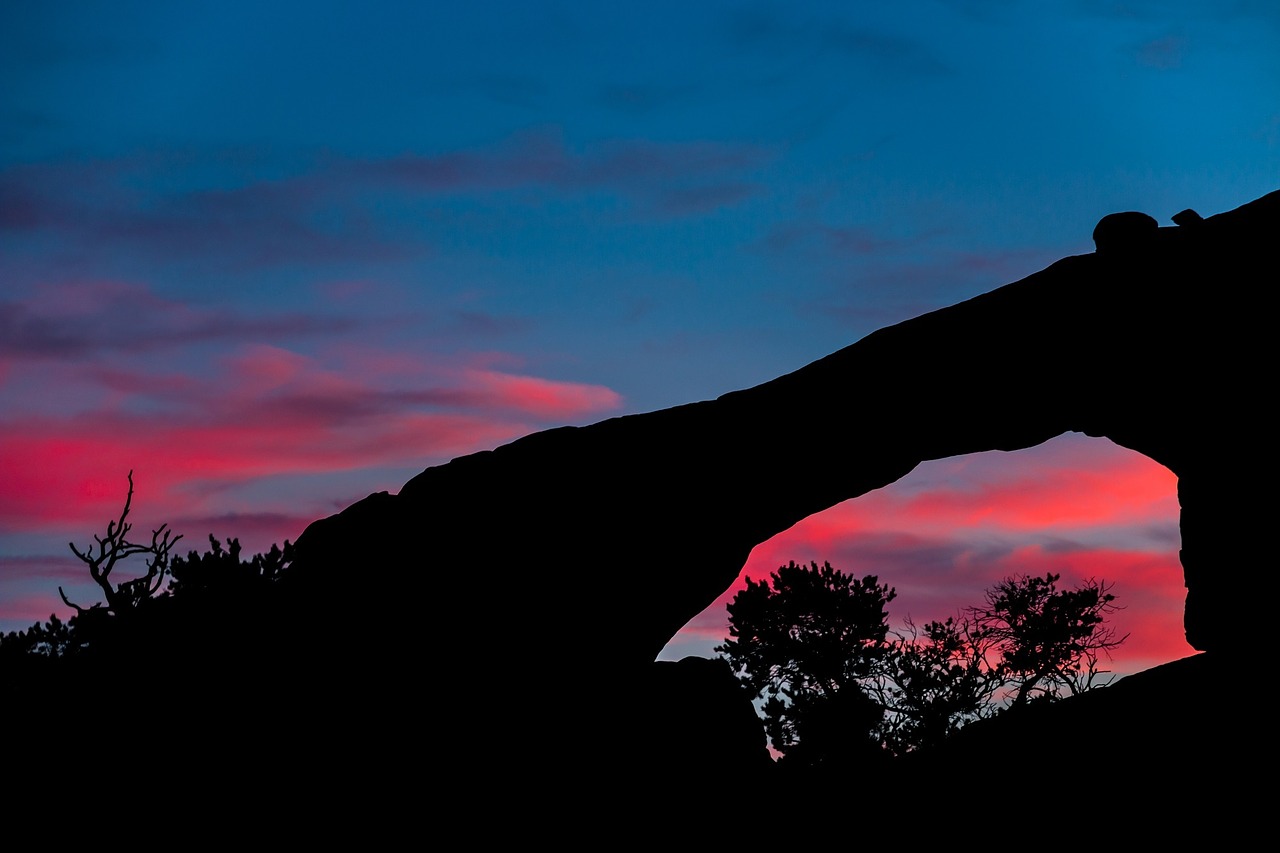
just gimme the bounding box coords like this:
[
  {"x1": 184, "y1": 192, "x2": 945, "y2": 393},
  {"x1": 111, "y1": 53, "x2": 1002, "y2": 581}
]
[
  {"x1": 0, "y1": 613, "x2": 79, "y2": 661},
  {"x1": 167, "y1": 535, "x2": 294, "y2": 600},
  {"x1": 879, "y1": 573, "x2": 1126, "y2": 753},
  {"x1": 59, "y1": 470, "x2": 182, "y2": 617},
  {"x1": 1, "y1": 473, "x2": 295, "y2": 666},
  {"x1": 715, "y1": 560, "x2": 896, "y2": 768},
  {"x1": 877, "y1": 615, "x2": 997, "y2": 755},
  {"x1": 718, "y1": 563, "x2": 1128, "y2": 764},
  {"x1": 971, "y1": 572, "x2": 1126, "y2": 708}
]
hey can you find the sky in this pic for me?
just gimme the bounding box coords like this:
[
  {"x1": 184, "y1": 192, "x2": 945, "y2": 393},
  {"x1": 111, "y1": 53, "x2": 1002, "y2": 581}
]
[{"x1": 2, "y1": 1, "x2": 1277, "y2": 679}]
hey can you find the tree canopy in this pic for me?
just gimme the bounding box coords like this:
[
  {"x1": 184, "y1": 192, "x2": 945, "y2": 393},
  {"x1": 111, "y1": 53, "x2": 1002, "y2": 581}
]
[
  {"x1": 717, "y1": 561, "x2": 1127, "y2": 764},
  {"x1": 715, "y1": 561, "x2": 896, "y2": 768},
  {"x1": 974, "y1": 572, "x2": 1126, "y2": 707}
]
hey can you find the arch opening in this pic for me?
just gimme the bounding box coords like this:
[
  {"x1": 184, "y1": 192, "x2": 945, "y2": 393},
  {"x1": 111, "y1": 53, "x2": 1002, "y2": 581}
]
[{"x1": 659, "y1": 433, "x2": 1190, "y2": 678}]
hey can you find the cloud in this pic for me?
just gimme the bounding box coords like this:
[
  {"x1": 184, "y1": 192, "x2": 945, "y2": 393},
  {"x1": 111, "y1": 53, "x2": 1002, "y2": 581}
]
[
  {"x1": 1, "y1": 132, "x2": 773, "y2": 274},
  {"x1": 102, "y1": 181, "x2": 418, "y2": 270},
  {"x1": 367, "y1": 130, "x2": 772, "y2": 207},
  {"x1": 0, "y1": 591, "x2": 74, "y2": 629},
  {"x1": 0, "y1": 341, "x2": 624, "y2": 534},
  {"x1": 0, "y1": 338, "x2": 625, "y2": 629},
  {"x1": 461, "y1": 368, "x2": 623, "y2": 419},
  {"x1": 888, "y1": 458, "x2": 1178, "y2": 532},
  {"x1": 0, "y1": 554, "x2": 89, "y2": 631},
  {"x1": 1, "y1": 554, "x2": 87, "y2": 586},
  {"x1": 0, "y1": 157, "x2": 416, "y2": 274},
  {"x1": 668, "y1": 534, "x2": 1190, "y2": 674},
  {"x1": 661, "y1": 435, "x2": 1189, "y2": 674},
  {"x1": 0, "y1": 281, "x2": 359, "y2": 363}
]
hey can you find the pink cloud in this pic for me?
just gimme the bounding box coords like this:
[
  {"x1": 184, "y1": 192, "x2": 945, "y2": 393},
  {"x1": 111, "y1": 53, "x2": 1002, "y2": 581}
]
[
  {"x1": 463, "y1": 368, "x2": 623, "y2": 420},
  {"x1": 667, "y1": 538, "x2": 1191, "y2": 678},
  {"x1": 892, "y1": 453, "x2": 1178, "y2": 531},
  {"x1": 0, "y1": 338, "x2": 625, "y2": 537},
  {"x1": 662, "y1": 437, "x2": 1189, "y2": 677},
  {"x1": 743, "y1": 438, "x2": 1180, "y2": 545},
  {"x1": 223, "y1": 344, "x2": 311, "y2": 391},
  {"x1": 0, "y1": 411, "x2": 524, "y2": 530}
]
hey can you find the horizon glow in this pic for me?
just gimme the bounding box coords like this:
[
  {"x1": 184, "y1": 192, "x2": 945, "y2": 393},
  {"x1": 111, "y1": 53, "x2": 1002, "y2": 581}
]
[{"x1": 3, "y1": 2, "x2": 1277, "y2": 684}]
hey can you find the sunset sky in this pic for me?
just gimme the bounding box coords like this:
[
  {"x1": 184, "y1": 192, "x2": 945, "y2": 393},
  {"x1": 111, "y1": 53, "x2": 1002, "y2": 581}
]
[{"x1": 3, "y1": 1, "x2": 1277, "y2": 678}]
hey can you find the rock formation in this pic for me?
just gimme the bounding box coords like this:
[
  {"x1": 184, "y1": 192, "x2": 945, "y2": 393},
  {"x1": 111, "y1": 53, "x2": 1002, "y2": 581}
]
[{"x1": 291, "y1": 188, "x2": 1278, "y2": 793}]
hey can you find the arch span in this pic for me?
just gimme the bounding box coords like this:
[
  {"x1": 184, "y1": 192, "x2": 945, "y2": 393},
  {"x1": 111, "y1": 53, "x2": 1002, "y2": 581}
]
[{"x1": 291, "y1": 188, "x2": 1277, "y2": 769}]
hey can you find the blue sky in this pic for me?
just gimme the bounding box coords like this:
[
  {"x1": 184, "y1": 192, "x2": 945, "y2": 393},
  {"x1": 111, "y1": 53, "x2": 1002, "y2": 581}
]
[{"x1": 2, "y1": 0, "x2": 1277, "y2": 672}]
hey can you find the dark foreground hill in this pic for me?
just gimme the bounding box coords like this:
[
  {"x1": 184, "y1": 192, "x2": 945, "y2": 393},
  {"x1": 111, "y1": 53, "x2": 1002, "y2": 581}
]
[
  {"x1": 634, "y1": 651, "x2": 1267, "y2": 833},
  {"x1": 6, "y1": 189, "x2": 1277, "y2": 835},
  {"x1": 863, "y1": 652, "x2": 1267, "y2": 832},
  {"x1": 4, "y1": 636, "x2": 1265, "y2": 837}
]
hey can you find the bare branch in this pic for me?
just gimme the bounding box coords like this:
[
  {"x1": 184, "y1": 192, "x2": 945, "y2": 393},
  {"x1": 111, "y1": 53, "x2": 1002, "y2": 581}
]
[
  {"x1": 65, "y1": 471, "x2": 182, "y2": 615},
  {"x1": 58, "y1": 585, "x2": 88, "y2": 616}
]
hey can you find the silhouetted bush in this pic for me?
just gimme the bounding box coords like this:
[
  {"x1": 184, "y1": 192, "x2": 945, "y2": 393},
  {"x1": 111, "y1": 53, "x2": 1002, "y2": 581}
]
[
  {"x1": 1, "y1": 474, "x2": 295, "y2": 669},
  {"x1": 717, "y1": 561, "x2": 1127, "y2": 763},
  {"x1": 715, "y1": 561, "x2": 896, "y2": 769}
]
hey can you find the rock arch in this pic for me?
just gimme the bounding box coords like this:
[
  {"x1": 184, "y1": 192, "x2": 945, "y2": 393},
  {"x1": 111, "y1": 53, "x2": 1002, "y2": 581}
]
[{"x1": 291, "y1": 188, "x2": 1277, "y2": 772}]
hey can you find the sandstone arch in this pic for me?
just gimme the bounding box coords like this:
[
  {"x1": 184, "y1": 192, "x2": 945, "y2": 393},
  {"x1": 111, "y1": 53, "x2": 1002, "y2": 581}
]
[{"x1": 291, "y1": 188, "x2": 1277, "y2": 774}]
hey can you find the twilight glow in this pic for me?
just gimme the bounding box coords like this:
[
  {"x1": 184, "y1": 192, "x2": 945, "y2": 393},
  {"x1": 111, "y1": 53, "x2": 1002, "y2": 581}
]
[{"x1": 3, "y1": 1, "x2": 1278, "y2": 681}]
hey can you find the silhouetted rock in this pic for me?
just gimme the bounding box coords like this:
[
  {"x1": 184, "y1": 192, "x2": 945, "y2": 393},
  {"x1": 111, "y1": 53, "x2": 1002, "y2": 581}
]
[
  {"x1": 1092, "y1": 210, "x2": 1159, "y2": 253},
  {"x1": 293, "y1": 191, "x2": 1278, "y2": 787},
  {"x1": 891, "y1": 651, "x2": 1270, "y2": 837},
  {"x1": 293, "y1": 190, "x2": 1280, "y2": 815},
  {"x1": 634, "y1": 656, "x2": 773, "y2": 778},
  {"x1": 11, "y1": 192, "x2": 1276, "y2": 827}
]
